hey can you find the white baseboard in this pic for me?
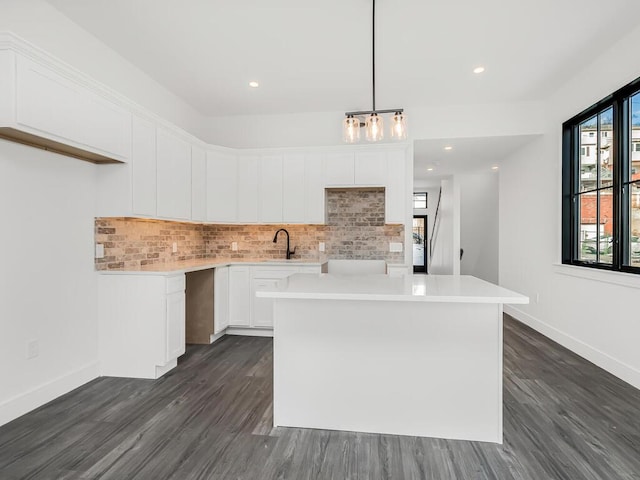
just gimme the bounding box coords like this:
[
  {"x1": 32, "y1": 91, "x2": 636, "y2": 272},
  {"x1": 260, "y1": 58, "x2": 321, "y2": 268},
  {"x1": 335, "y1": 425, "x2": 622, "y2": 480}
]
[
  {"x1": 209, "y1": 331, "x2": 226, "y2": 344},
  {"x1": 504, "y1": 305, "x2": 640, "y2": 390},
  {"x1": 226, "y1": 327, "x2": 273, "y2": 337},
  {"x1": 0, "y1": 361, "x2": 100, "y2": 428}
]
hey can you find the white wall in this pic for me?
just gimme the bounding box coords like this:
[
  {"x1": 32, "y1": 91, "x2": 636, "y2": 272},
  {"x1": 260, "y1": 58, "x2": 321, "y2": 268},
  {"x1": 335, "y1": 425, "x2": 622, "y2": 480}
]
[
  {"x1": 499, "y1": 22, "x2": 640, "y2": 389},
  {"x1": 201, "y1": 102, "x2": 546, "y2": 149},
  {"x1": 458, "y1": 173, "x2": 499, "y2": 283},
  {"x1": 0, "y1": 140, "x2": 99, "y2": 426},
  {"x1": 0, "y1": 0, "x2": 203, "y2": 136},
  {"x1": 429, "y1": 178, "x2": 460, "y2": 275}
]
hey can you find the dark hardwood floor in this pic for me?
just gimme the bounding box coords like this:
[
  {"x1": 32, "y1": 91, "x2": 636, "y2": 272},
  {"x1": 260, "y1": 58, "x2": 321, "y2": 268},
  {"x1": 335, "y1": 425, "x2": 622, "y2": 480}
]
[{"x1": 1, "y1": 315, "x2": 639, "y2": 479}]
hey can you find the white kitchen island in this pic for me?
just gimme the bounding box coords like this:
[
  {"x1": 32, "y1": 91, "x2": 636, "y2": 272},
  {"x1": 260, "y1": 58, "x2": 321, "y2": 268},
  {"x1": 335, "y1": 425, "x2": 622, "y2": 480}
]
[{"x1": 258, "y1": 274, "x2": 528, "y2": 444}]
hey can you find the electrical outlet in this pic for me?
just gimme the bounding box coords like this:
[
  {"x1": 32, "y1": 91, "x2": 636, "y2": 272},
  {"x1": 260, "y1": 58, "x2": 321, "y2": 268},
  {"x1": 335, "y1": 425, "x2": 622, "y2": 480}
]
[
  {"x1": 27, "y1": 339, "x2": 39, "y2": 359},
  {"x1": 95, "y1": 243, "x2": 105, "y2": 259},
  {"x1": 231, "y1": 242, "x2": 238, "y2": 251},
  {"x1": 319, "y1": 242, "x2": 325, "y2": 252},
  {"x1": 389, "y1": 242, "x2": 403, "y2": 253},
  {"x1": 172, "y1": 242, "x2": 178, "y2": 253}
]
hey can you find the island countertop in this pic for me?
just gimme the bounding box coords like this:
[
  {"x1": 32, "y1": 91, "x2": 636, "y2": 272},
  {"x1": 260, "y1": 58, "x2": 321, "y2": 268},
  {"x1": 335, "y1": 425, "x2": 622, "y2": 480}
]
[{"x1": 256, "y1": 273, "x2": 529, "y2": 304}]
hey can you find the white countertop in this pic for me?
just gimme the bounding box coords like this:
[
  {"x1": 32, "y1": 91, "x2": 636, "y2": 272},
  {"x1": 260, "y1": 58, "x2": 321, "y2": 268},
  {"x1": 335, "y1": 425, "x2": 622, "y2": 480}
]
[
  {"x1": 97, "y1": 258, "x2": 327, "y2": 276},
  {"x1": 256, "y1": 273, "x2": 529, "y2": 304}
]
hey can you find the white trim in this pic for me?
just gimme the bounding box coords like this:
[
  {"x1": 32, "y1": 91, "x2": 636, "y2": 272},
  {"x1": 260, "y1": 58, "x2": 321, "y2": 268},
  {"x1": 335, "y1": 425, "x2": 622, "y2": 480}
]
[
  {"x1": 553, "y1": 263, "x2": 640, "y2": 290},
  {"x1": 226, "y1": 327, "x2": 273, "y2": 337},
  {"x1": 504, "y1": 305, "x2": 640, "y2": 390},
  {"x1": 209, "y1": 330, "x2": 226, "y2": 344},
  {"x1": 0, "y1": 361, "x2": 99, "y2": 427}
]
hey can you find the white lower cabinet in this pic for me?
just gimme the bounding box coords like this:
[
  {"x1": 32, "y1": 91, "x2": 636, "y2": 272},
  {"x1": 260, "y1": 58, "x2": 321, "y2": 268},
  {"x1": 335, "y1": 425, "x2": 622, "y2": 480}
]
[
  {"x1": 98, "y1": 273, "x2": 186, "y2": 379},
  {"x1": 225, "y1": 264, "x2": 321, "y2": 331}
]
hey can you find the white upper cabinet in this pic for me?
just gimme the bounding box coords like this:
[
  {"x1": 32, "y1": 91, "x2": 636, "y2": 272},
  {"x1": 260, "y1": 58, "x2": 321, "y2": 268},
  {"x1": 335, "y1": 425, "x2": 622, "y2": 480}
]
[
  {"x1": 259, "y1": 155, "x2": 283, "y2": 223},
  {"x1": 324, "y1": 152, "x2": 355, "y2": 185},
  {"x1": 237, "y1": 155, "x2": 259, "y2": 223},
  {"x1": 12, "y1": 55, "x2": 131, "y2": 162},
  {"x1": 282, "y1": 154, "x2": 306, "y2": 223},
  {"x1": 385, "y1": 148, "x2": 407, "y2": 224},
  {"x1": 304, "y1": 154, "x2": 325, "y2": 224},
  {"x1": 206, "y1": 150, "x2": 237, "y2": 222},
  {"x1": 355, "y1": 151, "x2": 387, "y2": 185},
  {"x1": 132, "y1": 116, "x2": 157, "y2": 217},
  {"x1": 191, "y1": 145, "x2": 207, "y2": 222},
  {"x1": 0, "y1": 50, "x2": 15, "y2": 125},
  {"x1": 156, "y1": 129, "x2": 191, "y2": 220}
]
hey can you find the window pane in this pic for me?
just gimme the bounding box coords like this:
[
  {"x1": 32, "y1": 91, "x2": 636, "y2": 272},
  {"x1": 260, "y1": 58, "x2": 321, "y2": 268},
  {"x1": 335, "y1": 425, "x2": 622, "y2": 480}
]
[
  {"x1": 580, "y1": 116, "x2": 597, "y2": 192},
  {"x1": 632, "y1": 92, "x2": 640, "y2": 182},
  {"x1": 631, "y1": 183, "x2": 640, "y2": 267},
  {"x1": 599, "y1": 108, "x2": 614, "y2": 189},
  {"x1": 413, "y1": 192, "x2": 427, "y2": 209},
  {"x1": 598, "y1": 187, "x2": 614, "y2": 264},
  {"x1": 578, "y1": 192, "x2": 597, "y2": 261}
]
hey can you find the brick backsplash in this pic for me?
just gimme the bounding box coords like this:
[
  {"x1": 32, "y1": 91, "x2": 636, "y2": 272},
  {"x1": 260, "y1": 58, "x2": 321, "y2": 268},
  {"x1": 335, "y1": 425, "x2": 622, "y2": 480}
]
[{"x1": 95, "y1": 188, "x2": 404, "y2": 270}]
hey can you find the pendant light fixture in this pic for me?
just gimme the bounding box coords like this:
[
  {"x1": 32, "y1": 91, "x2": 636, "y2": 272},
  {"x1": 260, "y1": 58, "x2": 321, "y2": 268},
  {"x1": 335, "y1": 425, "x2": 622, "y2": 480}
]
[{"x1": 343, "y1": 0, "x2": 406, "y2": 143}]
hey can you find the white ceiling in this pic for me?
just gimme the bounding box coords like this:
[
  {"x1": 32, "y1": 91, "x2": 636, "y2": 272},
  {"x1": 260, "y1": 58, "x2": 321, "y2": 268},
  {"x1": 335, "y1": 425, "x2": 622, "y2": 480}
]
[
  {"x1": 413, "y1": 135, "x2": 540, "y2": 182},
  {"x1": 46, "y1": 0, "x2": 640, "y2": 117}
]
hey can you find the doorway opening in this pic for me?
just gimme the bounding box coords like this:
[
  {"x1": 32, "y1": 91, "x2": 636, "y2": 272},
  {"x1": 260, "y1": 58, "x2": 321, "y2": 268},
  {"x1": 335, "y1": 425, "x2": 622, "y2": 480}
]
[{"x1": 413, "y1": 215, "x2": 428, "y2": 273}]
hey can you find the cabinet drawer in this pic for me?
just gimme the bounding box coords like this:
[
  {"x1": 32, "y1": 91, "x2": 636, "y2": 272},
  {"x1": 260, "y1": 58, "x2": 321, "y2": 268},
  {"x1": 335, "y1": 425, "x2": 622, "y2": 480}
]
[{"x1": 166, "y1": 274, "x2": 186, "y2": 294}]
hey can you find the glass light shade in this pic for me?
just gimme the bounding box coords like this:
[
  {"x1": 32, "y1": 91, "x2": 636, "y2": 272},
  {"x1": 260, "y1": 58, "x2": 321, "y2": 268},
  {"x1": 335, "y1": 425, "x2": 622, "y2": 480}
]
[
  {"x1": 391, "y1": 112, "x2": 407, "y2": 140},
  {"x1": 343, "y1": 116, "x2": 360, "y2": 143},
  {"x1": 366, "y1": 113, "x2": 384, "y2": 142}
]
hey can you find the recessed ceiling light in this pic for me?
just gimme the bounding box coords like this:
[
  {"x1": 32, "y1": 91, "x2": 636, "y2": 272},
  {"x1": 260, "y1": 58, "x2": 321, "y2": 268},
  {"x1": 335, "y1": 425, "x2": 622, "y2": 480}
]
[
  {"x1": 427, "y1": 167, "x2": 434, "y2": 171},
  {"x1": 249, "y1": 81, "x2": 259, "y2": 88},
  {"x1": 444, "y1": 146, "x2": 453, "y2": 151},
  {"x1": 473, "y1": 66, "x2": 485, "y2": 74},
  {"x1": 491, "y1": 166, "x2": 499, "y2": 170}
]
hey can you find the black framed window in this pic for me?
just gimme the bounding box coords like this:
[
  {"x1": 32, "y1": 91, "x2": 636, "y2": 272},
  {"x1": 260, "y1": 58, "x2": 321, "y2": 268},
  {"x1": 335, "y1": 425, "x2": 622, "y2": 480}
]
[{"x1": 562, "y1": 76, "x2": 640, "y2": 273}]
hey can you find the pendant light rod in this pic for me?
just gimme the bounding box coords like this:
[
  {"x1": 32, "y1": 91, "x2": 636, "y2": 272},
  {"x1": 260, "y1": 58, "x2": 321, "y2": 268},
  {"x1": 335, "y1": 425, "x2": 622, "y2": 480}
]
[{"x1": 372, "y1": 0, "x2": 376, "y2": 112}]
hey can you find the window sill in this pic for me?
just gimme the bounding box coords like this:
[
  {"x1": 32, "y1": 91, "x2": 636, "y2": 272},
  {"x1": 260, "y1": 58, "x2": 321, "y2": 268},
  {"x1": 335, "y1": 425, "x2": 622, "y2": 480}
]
[{"x1": 553, "y1": 263, "x2": 640, "y2": 290}]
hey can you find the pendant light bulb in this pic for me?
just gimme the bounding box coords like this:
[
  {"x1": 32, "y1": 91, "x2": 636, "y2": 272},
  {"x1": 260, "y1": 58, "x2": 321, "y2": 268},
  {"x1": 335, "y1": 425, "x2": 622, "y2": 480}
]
[
  {"x1": 343, "y1": 115, "x2": 360, "y2": 143},
  {"x1": 391, "y1": 111, "x2": 407, "y2": 140},
  {"x1": 366, "y1": 113, "x2": 384, "y2": 142}
]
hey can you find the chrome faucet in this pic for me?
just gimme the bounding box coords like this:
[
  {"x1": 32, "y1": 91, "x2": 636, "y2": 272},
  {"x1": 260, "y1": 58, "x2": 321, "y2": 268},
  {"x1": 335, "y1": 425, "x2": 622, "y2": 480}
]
[{"x1": 273, "y1": 228, "x2": 296, "y2": 259}]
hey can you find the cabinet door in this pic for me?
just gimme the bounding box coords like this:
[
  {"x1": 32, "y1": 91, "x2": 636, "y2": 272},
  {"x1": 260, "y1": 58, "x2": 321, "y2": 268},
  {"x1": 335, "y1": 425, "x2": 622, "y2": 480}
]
[
  {"x1": 132, "y1": 116, "x2": 157, "y2": 216},
  {"x1": 283, "y1": 154, "x2": 305, "y2": 223},
  {"x1": 251, "y1": 278, "x2": 280, "y2": 328},
  {"x1": 228, "y1": 266, "x2": 251, "y2": 326},
  {"x1": 166, "y1": 291, "x2": 186, "y2": 362},
  {"x1": 259, "y1": 155, "x2": 283, "y2": 223},
  {"x1": 237, "y1": 155, "x2": 259, "y2": 223},
  {"x1": 324, "y1": 152, "x2": 354, "y2": 185},
  {"x1": 206, "y1": 150, "x2": 237, "y2": 222},
  {"x1": 191, "y1": 145, "x2": 207, "y2": 222},
  {"x1": 157, "y1": 129, "x2": 191, "y2": 220},
  {"x1": 385, "y1": 148, "x2": 407, "y2": 224},
  {"x1": 355, "y1": 151, "x2": 386, "y2": 185},
  {"x1": 305, "y1": 154, "x2": 325, "y2": 223},
  {"x1": 214, "y1": 266, "x2": 229, "y2": 334}
]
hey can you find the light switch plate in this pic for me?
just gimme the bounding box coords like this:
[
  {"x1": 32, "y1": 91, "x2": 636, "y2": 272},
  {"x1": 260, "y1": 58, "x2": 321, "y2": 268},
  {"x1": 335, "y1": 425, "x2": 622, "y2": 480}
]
[
  {"x1": 319, "y1": 242, "x2": 325, "y2": 252},
  {"x1": 172, "y1": 242, "x2": 178, "y2": 253},
  {"x1": 231, "y1": 242, "x2": 238, "y2": 251},
  {"x1": 95, "y1": 243, "x2": 105, "y2": 259},
  {"x1": 389, "y1": 242, "x2": 403, "y2": 252}
]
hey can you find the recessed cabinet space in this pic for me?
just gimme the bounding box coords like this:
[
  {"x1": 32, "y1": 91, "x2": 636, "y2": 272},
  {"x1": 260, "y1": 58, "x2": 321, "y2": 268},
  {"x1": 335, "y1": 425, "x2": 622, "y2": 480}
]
[
  {"x1": 206, "y1": 150, "x2": 237, "y2": 222},
  {"x1": 156, "y1": 129, "x2": 192, "y2": 220},
  {"x1": 0, "y1": 52, "x2": 131, "y2": 163}
]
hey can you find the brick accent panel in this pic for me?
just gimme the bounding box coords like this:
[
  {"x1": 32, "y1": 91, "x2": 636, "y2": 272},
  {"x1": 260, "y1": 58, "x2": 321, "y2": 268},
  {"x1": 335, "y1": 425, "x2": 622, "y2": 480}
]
[{"x1": 95, "y1": 188, "x2": 405, "y2": 270}]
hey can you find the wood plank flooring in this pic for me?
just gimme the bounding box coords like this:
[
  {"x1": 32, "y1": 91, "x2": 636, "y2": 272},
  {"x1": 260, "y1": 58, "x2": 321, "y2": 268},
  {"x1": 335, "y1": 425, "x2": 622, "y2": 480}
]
[{"x1": 1, "y1": 315, "x2": 639, "y2": 479}]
